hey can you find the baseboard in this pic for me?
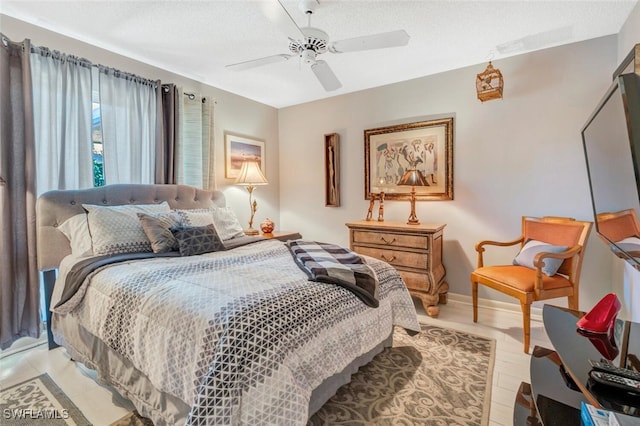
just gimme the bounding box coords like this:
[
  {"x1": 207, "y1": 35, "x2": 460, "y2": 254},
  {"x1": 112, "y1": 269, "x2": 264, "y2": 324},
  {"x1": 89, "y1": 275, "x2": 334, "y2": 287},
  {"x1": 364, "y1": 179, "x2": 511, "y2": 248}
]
[{"x1": 446, "y1": 293, "x2": 543, "y2": 322}]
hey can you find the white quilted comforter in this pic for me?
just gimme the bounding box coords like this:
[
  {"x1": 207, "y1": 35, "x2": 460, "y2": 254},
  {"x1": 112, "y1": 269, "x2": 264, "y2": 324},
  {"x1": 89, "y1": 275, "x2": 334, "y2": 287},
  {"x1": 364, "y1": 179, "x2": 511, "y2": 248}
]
[{"x1": 53, "y1": 239, "x2": 419, "y2": 425}]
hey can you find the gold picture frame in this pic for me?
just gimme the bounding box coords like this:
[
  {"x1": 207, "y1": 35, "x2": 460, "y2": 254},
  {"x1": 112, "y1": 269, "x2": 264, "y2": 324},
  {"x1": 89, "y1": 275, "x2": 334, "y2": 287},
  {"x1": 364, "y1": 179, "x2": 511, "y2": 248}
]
[
  {"x1": 364, "y1": 117, "x2": 453, "y2": 200},
  {"x1": 224, "y1": 133, "x2": 265, "y2": 179}
]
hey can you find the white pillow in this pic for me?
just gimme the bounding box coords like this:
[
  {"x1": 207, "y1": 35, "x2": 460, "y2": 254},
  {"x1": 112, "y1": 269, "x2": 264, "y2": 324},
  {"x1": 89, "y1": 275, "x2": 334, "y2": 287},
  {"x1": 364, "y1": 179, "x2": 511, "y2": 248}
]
[
  {"x1": 58, "y1": 213, "x2": 93, "y2": 257},
  {"x1": 513, "y1": 239, "x2": 568, "y2": 276},
  {"x1": 614, "y1": 236, "x2": 640, "y2": 253},
  {"x1": 83, "y1": 202, "x2": 170, "y2": 255},
  {"x1": 211, "y1": 207, "x2": 245, "y2": 240},
  {"x1": 175, "y1": 208, "x2": 215, "y2": 227}
]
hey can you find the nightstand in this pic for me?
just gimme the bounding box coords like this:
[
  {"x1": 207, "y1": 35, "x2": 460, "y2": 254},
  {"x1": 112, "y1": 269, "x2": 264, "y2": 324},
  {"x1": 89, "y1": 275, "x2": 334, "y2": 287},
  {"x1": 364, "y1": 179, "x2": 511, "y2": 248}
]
[
  {"x1": 261, "y1": 231, "x2": 302, "y2": 242},
  {"x1": 346, "y1": 220, "x2": 448, "y2": 317}
]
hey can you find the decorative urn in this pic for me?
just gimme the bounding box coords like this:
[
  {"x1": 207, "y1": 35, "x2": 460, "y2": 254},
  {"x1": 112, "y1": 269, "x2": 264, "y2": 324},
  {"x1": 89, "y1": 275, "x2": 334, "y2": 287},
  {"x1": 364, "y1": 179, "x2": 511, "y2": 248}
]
[{"x1": 260, "y1": 217, "x2": 275, "y2": 234}]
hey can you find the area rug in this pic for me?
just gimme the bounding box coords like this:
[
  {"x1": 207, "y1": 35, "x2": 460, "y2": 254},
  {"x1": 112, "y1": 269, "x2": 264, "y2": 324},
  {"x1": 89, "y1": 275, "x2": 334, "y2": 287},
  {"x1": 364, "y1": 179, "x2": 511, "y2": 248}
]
[
  {"x1": 0, "y1": 373, "x2": 90, "y2": 425},
  {"x1": 308, "y1": 323, "x2": 496, "y2": 426},
  {"x1": 110, "y1": 411, "x2": 153, "y2": 426}
]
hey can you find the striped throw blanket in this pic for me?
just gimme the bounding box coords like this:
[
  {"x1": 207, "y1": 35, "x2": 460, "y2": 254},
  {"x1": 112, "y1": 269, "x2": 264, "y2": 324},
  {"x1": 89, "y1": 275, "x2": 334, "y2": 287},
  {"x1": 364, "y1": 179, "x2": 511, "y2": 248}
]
[{"x1": 287, "y1": 240, "x2": 379, "y2": 307}]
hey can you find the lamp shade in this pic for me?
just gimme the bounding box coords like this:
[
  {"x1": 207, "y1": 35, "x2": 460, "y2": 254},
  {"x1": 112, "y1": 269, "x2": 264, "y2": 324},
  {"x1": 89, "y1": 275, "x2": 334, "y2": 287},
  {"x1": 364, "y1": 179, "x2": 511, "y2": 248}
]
[
  {"x1": 398, "y1": 169, "x2": 429, "y2": 187},
  {"x1": 235, "y1": 160, "x2": 268, "y2": 186}
]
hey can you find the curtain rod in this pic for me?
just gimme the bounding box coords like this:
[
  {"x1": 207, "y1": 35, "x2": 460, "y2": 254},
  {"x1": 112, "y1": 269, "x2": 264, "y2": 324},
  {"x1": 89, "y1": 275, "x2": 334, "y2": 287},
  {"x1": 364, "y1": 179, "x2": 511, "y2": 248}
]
[{"x1": 161, "y1": 86, "x2": 207, "y2": 103}]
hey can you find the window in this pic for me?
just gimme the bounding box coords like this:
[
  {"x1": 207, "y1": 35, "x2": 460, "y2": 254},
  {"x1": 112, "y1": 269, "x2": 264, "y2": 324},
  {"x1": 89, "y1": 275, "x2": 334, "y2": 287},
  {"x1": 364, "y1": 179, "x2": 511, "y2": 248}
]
[{"x1": 92, "y1": 101, "x2": 104, "y2": 187}]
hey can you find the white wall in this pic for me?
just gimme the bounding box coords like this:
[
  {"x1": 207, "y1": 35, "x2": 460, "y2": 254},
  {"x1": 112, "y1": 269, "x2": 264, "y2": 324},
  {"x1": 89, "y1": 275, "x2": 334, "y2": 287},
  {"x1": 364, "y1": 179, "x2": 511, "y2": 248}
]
[
  {"x1": 278, "y1": 36, "x2": 618, "y2": 310},
  {"x1": 0, "y1": 14, "x2": 281, "y2": 232},
  {"x1": 618, "y1": 0, "x2": 640, "y2": 61}
]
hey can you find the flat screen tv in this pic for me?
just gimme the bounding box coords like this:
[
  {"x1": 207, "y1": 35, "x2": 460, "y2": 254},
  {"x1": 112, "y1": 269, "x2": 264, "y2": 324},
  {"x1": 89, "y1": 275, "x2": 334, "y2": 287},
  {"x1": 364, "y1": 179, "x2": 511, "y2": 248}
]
[{"x1": 582, "y1": 44, "x2": 640, "y2": 270}]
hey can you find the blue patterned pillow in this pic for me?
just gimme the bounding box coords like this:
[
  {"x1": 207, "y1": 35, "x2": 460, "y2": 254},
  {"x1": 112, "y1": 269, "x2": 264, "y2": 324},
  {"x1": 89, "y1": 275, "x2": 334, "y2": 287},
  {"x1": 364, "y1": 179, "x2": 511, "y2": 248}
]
[{"x1": 170, "y1": 224, "x2": 225, "y2": 256}]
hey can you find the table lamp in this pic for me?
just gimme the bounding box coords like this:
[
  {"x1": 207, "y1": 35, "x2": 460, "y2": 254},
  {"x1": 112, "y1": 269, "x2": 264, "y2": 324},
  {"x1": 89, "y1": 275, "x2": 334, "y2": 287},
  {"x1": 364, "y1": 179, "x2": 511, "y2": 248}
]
[
  {"x1": 397, "y1": 168, "x2": 429, "y2": 225},
  {"x1": 235, "y1": 160, "x2": 268, "y2": 235}
]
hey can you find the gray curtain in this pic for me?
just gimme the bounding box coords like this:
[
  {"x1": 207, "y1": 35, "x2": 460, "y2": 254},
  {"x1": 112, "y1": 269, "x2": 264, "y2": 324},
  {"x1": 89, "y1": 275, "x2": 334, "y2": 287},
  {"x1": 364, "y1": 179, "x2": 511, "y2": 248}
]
[
  {"x1": 0, "y1": 34, "x2": 40, "y2": 349},
  {"x1": 158, "y1": 83, "x2": 178, "y2": 184}
]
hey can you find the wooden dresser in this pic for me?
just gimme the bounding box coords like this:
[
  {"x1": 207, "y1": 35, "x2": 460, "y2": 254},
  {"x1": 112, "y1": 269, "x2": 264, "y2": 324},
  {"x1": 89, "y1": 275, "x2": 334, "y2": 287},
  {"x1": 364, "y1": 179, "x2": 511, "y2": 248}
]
[{"x1": 346, "y1": 220, "x2": 448, "y2": 317}]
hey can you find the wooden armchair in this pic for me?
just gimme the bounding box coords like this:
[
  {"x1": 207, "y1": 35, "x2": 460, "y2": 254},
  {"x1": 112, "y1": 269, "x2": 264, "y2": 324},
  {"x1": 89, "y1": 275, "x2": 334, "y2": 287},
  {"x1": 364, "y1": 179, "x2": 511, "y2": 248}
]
[
  {"x1": 470, "y1": 216, "x2": 592, "y2": 353},
  {"x1": 596, "y1": 209, "x2": 640, "y2": 257}
]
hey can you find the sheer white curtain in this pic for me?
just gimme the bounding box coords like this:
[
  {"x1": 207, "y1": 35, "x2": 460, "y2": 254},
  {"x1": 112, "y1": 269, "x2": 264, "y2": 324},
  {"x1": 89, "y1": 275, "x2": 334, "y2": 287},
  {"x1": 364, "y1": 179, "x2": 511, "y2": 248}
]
[
  {"x1": 176, "y1": 89, "x2": 214, "y2": 189},
  {"x1": 99, "y1": 66, "x2": 157, "y2": 184},
  {"x1": 30, "y1": 47, "x2": 93, "y2": 195}
]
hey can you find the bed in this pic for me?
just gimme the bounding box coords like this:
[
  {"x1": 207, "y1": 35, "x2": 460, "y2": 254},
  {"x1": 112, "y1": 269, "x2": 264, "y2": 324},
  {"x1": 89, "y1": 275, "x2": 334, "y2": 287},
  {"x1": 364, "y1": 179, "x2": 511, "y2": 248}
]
[{"x1": 36, "y1": 184, "x2": 420, "y2": 425}]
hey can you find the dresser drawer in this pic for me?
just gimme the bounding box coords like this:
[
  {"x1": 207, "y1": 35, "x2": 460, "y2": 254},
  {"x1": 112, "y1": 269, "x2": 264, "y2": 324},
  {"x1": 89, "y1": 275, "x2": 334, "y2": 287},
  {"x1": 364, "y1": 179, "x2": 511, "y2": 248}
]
[
  {"x1": 398, "y1": 270, "x2": 431, "y2": 293},
  {"x1": 355, "y1": 245, "x2": 428, "y2": 270},
  {"x1": 352, "y1": 230, "x2": 429, "y2": 250}
]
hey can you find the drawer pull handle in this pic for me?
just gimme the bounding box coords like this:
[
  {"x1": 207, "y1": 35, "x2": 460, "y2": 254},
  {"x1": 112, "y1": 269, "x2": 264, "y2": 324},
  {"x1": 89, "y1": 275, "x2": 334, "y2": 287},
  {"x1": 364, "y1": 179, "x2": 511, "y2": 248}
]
[
  {"x1": 380, "y1": 254, "x2": 396, "y2": 262},
  {"x1": 380, "y1": 236, "x2": 396, "y2": 245}
]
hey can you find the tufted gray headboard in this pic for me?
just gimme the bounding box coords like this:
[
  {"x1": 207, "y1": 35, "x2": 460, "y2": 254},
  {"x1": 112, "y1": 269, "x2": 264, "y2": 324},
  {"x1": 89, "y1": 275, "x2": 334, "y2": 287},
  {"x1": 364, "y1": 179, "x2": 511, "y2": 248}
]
[{"x1": 36, "y1": 184, "x2": 226, "y2": 271}]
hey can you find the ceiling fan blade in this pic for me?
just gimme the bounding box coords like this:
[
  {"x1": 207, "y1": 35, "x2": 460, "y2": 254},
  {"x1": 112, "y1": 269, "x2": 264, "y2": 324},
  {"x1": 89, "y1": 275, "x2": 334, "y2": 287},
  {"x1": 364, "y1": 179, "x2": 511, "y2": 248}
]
[
  {"x1": 226, "y1": 54, "x2": 293, "y2": 71},
  {"x1": 311, "y1": 60, "x2": 342, "y2": 91},
  {"x1": 330, "y1": 30, "x2": 410, "y2": 53},
  {"x1": 259, "y1": 0, "x2": 305, "y2": 41},
  {"x1": 496, "y1": 26, "x2": 573, "y2": 54}
]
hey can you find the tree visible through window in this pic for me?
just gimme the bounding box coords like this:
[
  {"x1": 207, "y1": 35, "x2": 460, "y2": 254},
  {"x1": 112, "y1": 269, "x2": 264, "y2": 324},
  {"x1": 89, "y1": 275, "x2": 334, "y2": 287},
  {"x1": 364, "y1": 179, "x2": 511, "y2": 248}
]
[{"x1": 92, "y1": 101, "x2": 104, "y2": 187}]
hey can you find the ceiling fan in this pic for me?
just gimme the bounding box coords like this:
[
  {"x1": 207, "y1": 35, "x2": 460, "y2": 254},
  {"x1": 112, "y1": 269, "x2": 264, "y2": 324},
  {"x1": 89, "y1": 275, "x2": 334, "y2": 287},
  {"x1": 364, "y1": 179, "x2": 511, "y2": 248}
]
[{"x1": 226, "y1": 0, "x2": 410, "y2": 92}]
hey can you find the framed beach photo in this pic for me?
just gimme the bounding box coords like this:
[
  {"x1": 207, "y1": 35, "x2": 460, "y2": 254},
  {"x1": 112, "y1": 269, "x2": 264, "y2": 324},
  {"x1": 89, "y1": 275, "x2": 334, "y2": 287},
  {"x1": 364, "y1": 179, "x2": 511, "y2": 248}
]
[
  {"x1": 364, "y1": 117, "x2": 453, "y2": 201},
  {"x1": 225, "y1": 133, "x2": 265, "y2": 179}
]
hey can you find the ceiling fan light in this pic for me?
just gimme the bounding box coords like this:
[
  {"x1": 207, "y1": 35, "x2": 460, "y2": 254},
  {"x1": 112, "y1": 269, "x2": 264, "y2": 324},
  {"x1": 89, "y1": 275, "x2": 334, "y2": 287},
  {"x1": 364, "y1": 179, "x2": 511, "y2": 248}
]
[{"x1": 301, "y1": 48, "x2": 317, "y2": 64}]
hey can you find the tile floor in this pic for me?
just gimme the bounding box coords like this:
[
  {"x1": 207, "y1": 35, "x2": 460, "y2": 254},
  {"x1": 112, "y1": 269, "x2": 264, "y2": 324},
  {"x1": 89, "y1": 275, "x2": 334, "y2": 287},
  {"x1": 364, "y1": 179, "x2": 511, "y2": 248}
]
[{"x1": 0, "y1": 298, "x2": 552, "y2": 425}]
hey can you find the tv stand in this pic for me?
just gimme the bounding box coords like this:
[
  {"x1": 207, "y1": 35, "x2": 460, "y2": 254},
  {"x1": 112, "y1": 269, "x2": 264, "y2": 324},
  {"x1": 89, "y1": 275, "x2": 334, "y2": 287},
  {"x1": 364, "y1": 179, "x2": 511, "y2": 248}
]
[{"x1": 514, "y1": 304, "x2": 640, "y2": 425}]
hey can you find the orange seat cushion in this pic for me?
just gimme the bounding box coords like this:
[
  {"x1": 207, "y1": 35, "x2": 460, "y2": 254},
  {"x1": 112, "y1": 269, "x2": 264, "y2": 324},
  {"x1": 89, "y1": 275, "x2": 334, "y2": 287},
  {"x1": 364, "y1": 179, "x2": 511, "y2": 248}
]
[{"x1": 471, "y1": 265, "x2": 572, "y2": 292}]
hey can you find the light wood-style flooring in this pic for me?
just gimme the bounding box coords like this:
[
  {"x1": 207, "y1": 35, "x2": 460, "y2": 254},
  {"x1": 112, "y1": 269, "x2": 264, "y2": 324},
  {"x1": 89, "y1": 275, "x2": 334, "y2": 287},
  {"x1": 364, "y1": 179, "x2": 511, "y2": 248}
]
[{"x1": 1, "y1": 297, "x2": 552, "y2": 425}]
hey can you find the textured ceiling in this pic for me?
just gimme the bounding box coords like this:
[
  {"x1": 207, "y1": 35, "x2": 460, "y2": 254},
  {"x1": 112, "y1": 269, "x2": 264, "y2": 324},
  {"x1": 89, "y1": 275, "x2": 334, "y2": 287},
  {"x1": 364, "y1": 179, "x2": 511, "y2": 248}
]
[{"x1": 1, "y1": 0, "x2": 637, "y2": 108}]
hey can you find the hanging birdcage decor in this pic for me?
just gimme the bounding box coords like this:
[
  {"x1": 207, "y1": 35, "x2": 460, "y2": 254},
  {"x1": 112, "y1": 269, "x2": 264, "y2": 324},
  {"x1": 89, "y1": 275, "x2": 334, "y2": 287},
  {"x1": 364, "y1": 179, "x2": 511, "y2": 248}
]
[{"x1": 476, "y1": 61, "x2": 503, "y2": 102}]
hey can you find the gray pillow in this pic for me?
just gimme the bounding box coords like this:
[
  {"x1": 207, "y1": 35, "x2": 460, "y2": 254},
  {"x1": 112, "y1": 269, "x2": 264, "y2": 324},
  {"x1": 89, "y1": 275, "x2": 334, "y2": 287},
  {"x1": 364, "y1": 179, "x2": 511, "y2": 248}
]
[
  {"x1": 513, "y1": 239, "x2": 568, "y2": 276},
  {"x1": 83, "y1": 202, "x2": 170, "y2": 255},
  {"x1": 137, "y1": 211, "x2": 182, "y2": 253},
  {"x1": 170, "y1": 224, "x2": 225, "y2": 256}
]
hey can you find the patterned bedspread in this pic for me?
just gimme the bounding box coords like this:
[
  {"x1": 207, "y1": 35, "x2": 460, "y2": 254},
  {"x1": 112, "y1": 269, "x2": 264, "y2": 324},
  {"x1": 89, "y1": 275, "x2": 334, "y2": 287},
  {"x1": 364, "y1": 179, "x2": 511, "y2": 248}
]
[{"x1": 53, "y1": 239, "x2": 419, "y2": 425}]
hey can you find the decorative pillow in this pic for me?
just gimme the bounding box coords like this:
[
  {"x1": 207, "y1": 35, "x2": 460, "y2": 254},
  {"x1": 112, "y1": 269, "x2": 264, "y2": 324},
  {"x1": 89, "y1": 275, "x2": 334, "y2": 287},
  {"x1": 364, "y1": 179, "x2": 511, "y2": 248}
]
[
  {"x1": 175, "y1": 208, "x2": 215, "y2": 227},
  {"x1": 613, "y1": 236, "x2": 640, "y2": 254},
  {"x1": 58, "y1": 213, "x2": 93, "y2": 257},
  {"x1": 83, "y1": 202, "x2": 170, "y2": 255},
  {"x1": 211, "y1": 207, "x2": 245, "y2": 240},
  {"x1": 513, "y1": 239, "x2": 568, "y2": 276},
  {"x1": 170, "y1": 224, "x2": 225, "y2": 256},
  {"x1": 138, "y1": 211, "x2": 182, "y2": 253}
]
